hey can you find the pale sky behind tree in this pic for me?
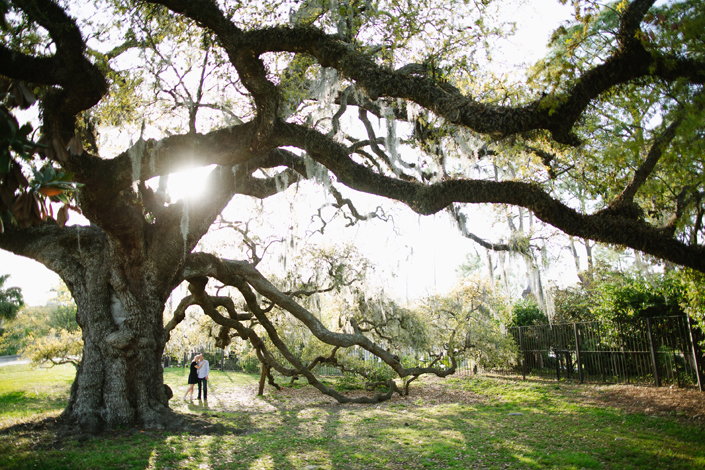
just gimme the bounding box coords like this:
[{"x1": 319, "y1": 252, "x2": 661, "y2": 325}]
[{"x1": 0, "y1": 0, "x2": 576, "y2": 306}]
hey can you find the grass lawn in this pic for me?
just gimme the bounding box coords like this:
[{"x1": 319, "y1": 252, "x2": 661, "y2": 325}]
[{"x1": 0, "y1": 363, "x2": 703, "y2": 469}]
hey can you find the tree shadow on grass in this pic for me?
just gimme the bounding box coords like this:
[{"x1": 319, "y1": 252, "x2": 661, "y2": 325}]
[
  {"x1": 0, "y1": 408, "x2": 261, "y2": 469},
  {"x1": 0, "y1": 390, "x2": 66, "y2": 422}
]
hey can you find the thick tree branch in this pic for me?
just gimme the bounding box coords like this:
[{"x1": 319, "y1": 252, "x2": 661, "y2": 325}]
[
  {"x1": 277, "y1": 121, "x2": 705, "y2": 271},
  {"x1": 184, "y1": 278, "x2": 301, "y2": 379},
  {"x1": 607, "y1": 97, "x2": 700, "y2": 216},
  {"x1": 245, "y1": 289, "x2": 405, "y2": 403},
  {"x1": 0, "y1": 220, "x2": 104, "y2": 285},
  {"x1": 199, "y1": 1, "x2": 702, "y2": 146},
  {"x1": 148, "y1": 0, "x2": 279, "y2": 151},
  {"x1": 9, "y1": 0, "x2": 108, "y2": 139},
  {"x1": 0, "y1": 46, "x2": 63, "y2": 85}
]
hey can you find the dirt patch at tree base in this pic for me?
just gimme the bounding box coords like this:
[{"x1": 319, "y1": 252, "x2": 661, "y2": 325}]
[{"x1": 200, "y1": 378, "x2": 487, "y2": 412}]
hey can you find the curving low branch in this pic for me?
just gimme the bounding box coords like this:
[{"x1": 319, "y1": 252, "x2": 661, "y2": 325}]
[{"x1": 181, "y1": 252, "x2": 459, "y2": 401}]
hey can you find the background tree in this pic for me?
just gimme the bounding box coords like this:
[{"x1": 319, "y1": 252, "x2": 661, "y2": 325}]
[
  {"x1": 593, "y1": 272, "x2": 686, "y2": 322},
  {"x1": 423, "y1": 277, "x2": 517, "y2": 371},
  {"x1": 0, "y1": 274, "x2": 23, "y2": 327},
  {"x1": 0, "y1": 282, "x2": 79, "y2": 357},
  {"x1": 550, "y1": 262, "x2": 692, "y2": 324},
  {"x1": 550, "y1": 283, "x2": 597, "y2": 324},
  {"x1": 0, "y1": 0, "x2": 704, "y2": 432},
  {"x1": 162, "y1": 305, "x2": 220, "y2": 361},
  {"x1": 0, "y1": 306, "x2": 46, "y2": 355},
  {"x1": 679, "y1": 268, "x2": 705, "y2": 347},
  {"x1": 22, "y1": 328, "x2": 83, "y2": 368}
]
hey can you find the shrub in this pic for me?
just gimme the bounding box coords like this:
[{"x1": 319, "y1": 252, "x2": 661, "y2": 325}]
[{"x1": 511, "y1": 299, "x2": 547, "y2": 326}]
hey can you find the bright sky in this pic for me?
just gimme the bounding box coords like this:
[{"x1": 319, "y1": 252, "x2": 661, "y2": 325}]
[{"x1": 0, "y1": 0, "x2": 575, "y2": 306}]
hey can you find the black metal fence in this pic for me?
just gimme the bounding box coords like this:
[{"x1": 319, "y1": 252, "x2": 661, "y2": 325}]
[{"x1": 490, "y1": 316, "x2": 704, "y2": 390}]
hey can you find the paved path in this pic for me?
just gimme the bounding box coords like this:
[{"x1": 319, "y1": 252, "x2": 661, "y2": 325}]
[{"x1": 0, "y1": 356, "x2": 30, "y2": 367}]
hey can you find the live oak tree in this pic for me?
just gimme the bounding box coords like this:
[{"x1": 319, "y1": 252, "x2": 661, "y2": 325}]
[{"x1": 1, "y1": 0, "x2": 704, "y2": 431}]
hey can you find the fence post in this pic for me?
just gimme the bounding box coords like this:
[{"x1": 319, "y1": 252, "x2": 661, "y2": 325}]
[
  {"x1": 597, "y1": 324, "x2": 606, "y2": 383},
  {"x1": 686, "y1": 314, "x2": 704, "y2": 392},
  {"x1": 646, "y1": 318, "x2": 661, "y2": 387},
  {"x1": 220, "y1": 349, "x2": 224, "y2": 372},
  {"x1": 518, "y1": 327, "x2": 526, "y2": 381},
  {"x1": 573, "y1": 323, "x2": 584, "y2": 384},
  {"x1": 552, "y1": 324, "x2": 560, "y2": 381}
]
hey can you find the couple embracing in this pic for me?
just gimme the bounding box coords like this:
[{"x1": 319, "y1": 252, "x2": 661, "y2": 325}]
[{"x1": 183, "y1": 353, "x2": 210, "y2": 400}]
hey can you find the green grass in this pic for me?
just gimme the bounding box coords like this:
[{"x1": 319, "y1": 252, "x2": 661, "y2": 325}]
[
  {"x1": 0, "y1": 364, "x2": 704, "y2": 469},
  {"x1": 0, "y1": 363, "x2": 75, "y2": 427}
]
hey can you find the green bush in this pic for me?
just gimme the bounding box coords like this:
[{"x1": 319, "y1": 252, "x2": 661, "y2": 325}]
[
  {"x1": 593, "y1": 272, "x2": 686, "y2": 323},
  {"x1": 510, "y1": 299, "x2": 547, "y2": 326},
  {"x1": 366, "y1": 363, "x2": 396, "y2": 383},
  {"x1": 552, "y1": 267, "x2": 691, "y2": 325},
  {"x1": 335, "y1": 373, "x2": 364, "y2": 391},
  {"x1": 551, "y1": 285, "x2": 596, "y2": 323}
]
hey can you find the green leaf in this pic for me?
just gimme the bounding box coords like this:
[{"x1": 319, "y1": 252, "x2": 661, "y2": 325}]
[
  {"x1": 56, "y1": 172, "x2": 75, "y2": 182},
  {"x1": 43, "y1": 166, "x2": 55, "y2": 183},
  {"x1": 0, "y1": 151, "x2": 10, "y2": 174},
  {"x1": 32, "y1": 168, "x2": 43, "y2": 182}
]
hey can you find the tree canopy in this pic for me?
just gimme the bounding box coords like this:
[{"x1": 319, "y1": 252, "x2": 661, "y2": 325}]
[{"x1": 0, "y1": 0, "x2": 704, "y2": 430}]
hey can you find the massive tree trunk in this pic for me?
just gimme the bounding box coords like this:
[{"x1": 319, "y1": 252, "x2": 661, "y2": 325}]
[
  {"x1": 63, "y1": 272, "x2": 175, "y2": 431},
  {"x1": 1, "y1": 223, "x2": 181, "y2": 431}
]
